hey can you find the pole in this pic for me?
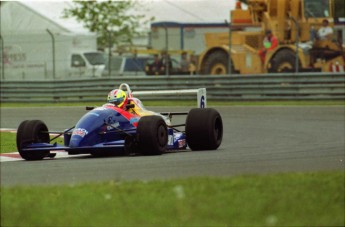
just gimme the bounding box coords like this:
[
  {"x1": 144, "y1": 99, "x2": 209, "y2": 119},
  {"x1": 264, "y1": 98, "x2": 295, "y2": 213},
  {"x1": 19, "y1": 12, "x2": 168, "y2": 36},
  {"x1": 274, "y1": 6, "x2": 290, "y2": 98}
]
[
  {"x1": 290, "y1": 16, "x2": 300, "y2": 73},
  {"x1": 0, "y1": 35, "x2": 4, "y2": 80},
  {"x1": 164, "y1": 25, "x2": 169, "y2": 76},
  {"x1": 108, "y1": 30, "x2": 112, "y2": 77},
  {"x1": 46, "y1": 29, "x2": 56, "y2": 79},
  {"x1": 228, "y1": 21, "x2": 232, "y2": 75}
]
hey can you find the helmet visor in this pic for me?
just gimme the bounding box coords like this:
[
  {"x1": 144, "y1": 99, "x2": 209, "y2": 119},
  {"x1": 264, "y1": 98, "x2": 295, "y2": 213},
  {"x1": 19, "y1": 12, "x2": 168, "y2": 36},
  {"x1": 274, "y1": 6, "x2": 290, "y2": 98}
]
[{"x1": 109, "y1": 97, "x2": 124, "y2": 106}]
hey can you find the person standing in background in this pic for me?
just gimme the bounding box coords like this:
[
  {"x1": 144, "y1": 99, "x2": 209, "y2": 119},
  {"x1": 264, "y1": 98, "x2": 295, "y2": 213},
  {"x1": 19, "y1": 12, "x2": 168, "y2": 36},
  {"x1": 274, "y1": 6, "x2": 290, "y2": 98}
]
[{"x1": 258, "y1": 30, "x2": 278, "y2": 64}]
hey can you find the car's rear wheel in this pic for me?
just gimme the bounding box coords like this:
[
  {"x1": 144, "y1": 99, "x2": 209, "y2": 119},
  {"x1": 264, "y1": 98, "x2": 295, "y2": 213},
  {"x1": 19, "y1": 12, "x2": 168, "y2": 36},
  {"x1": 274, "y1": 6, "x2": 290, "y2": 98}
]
[
  {"x1": 186, "y1": 108, "x2": 223, "y2": 150},
  {"x1": 16, "y1": 120, "x2": 50, "y2": 160},
  {"x1": 136, "y1": 116, "x2": 167, "y2": 155}
]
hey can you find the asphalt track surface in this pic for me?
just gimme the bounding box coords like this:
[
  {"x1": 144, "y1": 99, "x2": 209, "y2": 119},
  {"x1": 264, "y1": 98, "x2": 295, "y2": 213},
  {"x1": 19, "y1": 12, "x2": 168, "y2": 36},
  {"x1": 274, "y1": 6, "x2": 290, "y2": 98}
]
[{"x1": 1, "y1": 106, "x2": 344, "y2": 186}]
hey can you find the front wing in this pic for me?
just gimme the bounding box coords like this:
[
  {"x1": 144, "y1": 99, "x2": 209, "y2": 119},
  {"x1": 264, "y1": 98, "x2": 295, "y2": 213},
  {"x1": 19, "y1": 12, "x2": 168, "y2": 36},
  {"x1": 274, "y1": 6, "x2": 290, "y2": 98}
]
[{"x1": 21, "y1": 140, "x2": 126, "y2": 154}]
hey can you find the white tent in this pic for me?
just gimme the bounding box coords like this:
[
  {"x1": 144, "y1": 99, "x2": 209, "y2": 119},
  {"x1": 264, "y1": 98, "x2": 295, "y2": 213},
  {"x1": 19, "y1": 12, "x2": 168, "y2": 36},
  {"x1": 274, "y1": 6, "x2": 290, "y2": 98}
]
[
  {"x1": 1, "y1": 1, "x2": 98, "y2": 56},
  {"x1": 1, "y1": 1, "x2": 92, "y2": 35},
  {"x1": 1, "y1": 1, "x2": 100, "y2": 80}
]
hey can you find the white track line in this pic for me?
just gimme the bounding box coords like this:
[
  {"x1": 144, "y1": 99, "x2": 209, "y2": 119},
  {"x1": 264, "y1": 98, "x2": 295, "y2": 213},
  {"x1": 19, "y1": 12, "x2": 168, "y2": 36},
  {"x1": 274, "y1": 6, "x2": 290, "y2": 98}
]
[{"x1": 0, "y1": 151, "x2": 88, "y2": 162}]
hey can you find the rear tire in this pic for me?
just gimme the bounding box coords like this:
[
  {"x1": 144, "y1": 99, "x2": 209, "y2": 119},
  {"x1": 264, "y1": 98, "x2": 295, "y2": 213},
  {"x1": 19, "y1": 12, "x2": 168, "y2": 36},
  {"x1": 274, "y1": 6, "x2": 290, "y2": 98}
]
[
  {"x1": 136, "y1": 116, "x2": 167, "y2": 155},
  {"x1": 16, "y1": 120, "x2": 50, "y2": 160},
  {"x1": 186, "y1": 108, "x2": 223, "y2": 150}
]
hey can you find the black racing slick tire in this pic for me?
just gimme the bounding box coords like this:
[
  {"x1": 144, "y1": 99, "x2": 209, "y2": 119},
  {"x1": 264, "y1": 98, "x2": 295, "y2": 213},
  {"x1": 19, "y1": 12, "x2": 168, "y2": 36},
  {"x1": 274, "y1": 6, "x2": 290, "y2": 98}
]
[
  {"x1": 16, "y1": 120, "x2": 50, "y2": 160},
  {"x1": 136, "y1": 115, "x2": 168, "y2": 155},
  {"x1": 186, "y1": 108, "x2": 223, "y2": 151}
]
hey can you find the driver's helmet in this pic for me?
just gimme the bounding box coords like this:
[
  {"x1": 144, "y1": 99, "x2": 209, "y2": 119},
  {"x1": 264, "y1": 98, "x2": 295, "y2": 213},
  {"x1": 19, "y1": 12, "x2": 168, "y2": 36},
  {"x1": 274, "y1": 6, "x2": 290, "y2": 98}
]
[{"x1": 107, "y1": 89, "x2": 128, "y2": 108}]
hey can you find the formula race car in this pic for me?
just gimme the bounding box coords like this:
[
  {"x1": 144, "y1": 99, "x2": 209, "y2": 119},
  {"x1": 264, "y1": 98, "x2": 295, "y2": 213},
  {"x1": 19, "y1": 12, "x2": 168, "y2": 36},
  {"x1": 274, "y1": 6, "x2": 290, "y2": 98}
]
[{"x1": 16, "y1": 84, "x2": 223, "y2": 160}]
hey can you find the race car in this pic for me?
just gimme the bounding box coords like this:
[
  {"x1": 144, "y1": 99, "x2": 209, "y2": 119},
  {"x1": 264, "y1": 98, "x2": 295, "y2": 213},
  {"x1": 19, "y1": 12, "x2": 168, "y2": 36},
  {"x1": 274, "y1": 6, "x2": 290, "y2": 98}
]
[{"x1": 16, "y1": 83, "x2": 223, "y2": 160}]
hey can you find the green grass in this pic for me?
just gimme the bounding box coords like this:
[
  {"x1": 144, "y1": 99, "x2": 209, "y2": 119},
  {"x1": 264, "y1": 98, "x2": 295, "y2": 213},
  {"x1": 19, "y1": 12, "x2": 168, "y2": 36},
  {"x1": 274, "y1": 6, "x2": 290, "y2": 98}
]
[
  {"x1": 1, "y1": 100, "x2": 344, "y2": 108},
  {"x1": 0, "y1": 132, "x2": 17, "y2": 153},
  {"x1": 0, "y1": 132, "x2": 64, "y2": 154},
  {"x1": 1, "y1": 172, "x2": 344, "y2": 226}
]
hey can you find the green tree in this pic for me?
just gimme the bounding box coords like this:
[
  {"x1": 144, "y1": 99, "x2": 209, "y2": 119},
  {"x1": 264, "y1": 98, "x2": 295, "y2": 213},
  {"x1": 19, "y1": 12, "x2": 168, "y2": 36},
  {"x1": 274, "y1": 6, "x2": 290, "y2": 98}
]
[{"x1": 63, "y1": 0, "x2": 151, "y2": 49}]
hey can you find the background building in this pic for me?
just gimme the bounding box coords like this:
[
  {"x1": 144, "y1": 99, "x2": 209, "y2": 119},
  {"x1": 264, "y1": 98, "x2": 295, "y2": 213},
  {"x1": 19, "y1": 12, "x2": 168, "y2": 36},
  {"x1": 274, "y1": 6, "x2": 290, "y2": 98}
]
[{"x1": 149, "y1": 22, "x2": 229, "y2": 55}]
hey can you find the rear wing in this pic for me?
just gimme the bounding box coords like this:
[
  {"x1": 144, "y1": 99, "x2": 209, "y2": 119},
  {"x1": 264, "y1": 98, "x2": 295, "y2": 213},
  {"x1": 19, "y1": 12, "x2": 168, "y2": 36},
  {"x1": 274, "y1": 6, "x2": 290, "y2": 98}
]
[{"x1": 119, "y1": 83, "x2": 206, "y2": 108}]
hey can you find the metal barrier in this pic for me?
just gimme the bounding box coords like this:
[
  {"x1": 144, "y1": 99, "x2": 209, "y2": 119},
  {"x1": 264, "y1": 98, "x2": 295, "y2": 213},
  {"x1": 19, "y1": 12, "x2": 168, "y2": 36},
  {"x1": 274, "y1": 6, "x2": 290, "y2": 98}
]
[{"x1": 1, "y1": 73, "x2": 344, "y2": 103}]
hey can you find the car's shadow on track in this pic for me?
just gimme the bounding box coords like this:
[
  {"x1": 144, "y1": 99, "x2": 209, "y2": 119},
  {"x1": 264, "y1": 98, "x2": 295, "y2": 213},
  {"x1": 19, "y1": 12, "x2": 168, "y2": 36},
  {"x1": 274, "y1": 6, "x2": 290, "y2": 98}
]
[
  {"x1": 73, "y1": 149, "x2": 188, "y2": 160},
  {"x1": 57, "y1": 148, "x2": 211, "y2": 161}
]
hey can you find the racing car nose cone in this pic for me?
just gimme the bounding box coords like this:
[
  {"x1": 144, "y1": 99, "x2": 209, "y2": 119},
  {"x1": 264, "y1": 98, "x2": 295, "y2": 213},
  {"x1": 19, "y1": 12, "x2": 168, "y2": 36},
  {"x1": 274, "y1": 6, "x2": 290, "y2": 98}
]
[
  {"x1": 69, "y1": 128, "x2": 89, "y2": 147},
  {"x1": 69, "y1": 137, "x2": 82, "y2": 148}
]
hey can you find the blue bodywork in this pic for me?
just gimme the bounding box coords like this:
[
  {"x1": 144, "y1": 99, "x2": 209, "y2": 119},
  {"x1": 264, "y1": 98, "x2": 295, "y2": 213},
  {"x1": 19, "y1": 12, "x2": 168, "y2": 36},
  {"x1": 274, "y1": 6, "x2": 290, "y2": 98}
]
[
  {"x1": 22, "y1": 105, "x2": 187, "y2": 155},
  {"x1": 68, "y1": 107, "x2": 136, "y2": 147}
]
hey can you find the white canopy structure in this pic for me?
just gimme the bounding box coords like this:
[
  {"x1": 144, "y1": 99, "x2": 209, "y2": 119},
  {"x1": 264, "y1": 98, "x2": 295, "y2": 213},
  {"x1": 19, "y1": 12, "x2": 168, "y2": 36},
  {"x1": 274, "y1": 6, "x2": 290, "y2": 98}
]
[
  {"x1": 0, "y1": 1, "x2": 101, "y2": 80},
  {"x1": 1, "y1": 1, "x2": 92, "y2": 35}
]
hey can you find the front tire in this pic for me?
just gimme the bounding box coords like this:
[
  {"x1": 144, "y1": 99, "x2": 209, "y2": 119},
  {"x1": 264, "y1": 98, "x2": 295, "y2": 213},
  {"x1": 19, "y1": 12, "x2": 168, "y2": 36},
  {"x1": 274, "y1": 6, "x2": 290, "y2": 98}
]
[
  {"x1": 136, "y1": 116, "x2": 168, "y2": 155},
  {"x1": 16, "y1": 120, "x2": 50, "y2": 160},
  {"x1": 186, "y1": 108, "x2": 223, "y2": 150}
]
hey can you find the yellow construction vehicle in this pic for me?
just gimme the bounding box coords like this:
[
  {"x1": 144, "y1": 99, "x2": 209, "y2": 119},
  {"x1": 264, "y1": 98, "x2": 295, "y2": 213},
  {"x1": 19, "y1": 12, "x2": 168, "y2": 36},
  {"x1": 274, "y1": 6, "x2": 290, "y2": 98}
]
[{"x1": 198, "y1": 0, "x2": 345, "y2": 74}]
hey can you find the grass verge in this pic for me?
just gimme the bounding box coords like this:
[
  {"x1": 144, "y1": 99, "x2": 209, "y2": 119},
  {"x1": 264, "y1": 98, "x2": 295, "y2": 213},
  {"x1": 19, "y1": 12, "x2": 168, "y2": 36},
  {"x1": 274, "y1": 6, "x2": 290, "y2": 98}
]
[
  {"x1": 0, "y1": 132, "x2": 64, "y2": 154},
  {"x1": 0, "y1": 132, "x2": 17, "y2": 153},
  {"x1": 1, "y1": 171, "x2": 344, "y2": 226}
]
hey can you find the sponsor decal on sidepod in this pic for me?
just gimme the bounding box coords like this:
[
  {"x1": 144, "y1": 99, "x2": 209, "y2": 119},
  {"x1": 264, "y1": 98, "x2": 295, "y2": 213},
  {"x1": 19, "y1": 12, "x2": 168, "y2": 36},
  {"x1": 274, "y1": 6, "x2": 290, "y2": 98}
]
[{"x1": 72, "y1": 128, "x2": 88, "y2": 138}]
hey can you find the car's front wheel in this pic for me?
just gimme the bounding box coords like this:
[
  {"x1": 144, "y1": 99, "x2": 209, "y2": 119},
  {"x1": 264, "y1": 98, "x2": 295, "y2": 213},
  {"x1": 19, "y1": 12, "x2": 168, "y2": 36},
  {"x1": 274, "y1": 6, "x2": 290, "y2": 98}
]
[{"x1": 16, "y1": 120, "x2": 50, "y2": 160}]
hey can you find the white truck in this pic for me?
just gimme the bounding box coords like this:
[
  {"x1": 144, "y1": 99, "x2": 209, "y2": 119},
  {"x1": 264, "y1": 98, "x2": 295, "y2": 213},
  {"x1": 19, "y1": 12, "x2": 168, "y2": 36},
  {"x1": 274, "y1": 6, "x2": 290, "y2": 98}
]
[{"x1": 1, "y1": 33, "x2": 105, "y2": 80}]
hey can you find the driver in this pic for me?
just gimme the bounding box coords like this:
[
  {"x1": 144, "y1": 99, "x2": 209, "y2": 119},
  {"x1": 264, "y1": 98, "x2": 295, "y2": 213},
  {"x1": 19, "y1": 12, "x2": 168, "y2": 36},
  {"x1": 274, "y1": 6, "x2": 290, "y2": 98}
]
[
  {"x1": 106, "y1": 88, "x2": 141, "y2": 114},
  {"x1": 107, "y1": 89, "x2": 128, "y2": 109},
  {"x1": 106, "y1": 86, "x2": 171, "y2": 125}
]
